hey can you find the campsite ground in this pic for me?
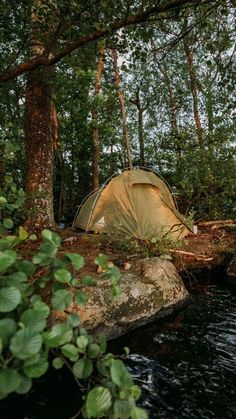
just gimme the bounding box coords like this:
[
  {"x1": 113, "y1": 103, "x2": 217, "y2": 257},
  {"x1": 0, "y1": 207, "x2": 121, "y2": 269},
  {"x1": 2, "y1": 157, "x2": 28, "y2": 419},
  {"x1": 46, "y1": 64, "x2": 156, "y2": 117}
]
[{"x1": 57, "y1": 224, "x2": 236, "y2": 283}]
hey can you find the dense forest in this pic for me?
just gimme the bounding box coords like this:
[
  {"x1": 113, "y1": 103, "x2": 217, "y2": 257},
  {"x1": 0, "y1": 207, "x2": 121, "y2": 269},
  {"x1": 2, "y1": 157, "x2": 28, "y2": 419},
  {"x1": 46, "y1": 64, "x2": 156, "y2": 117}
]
[
  {"x1": 1, "y1": 0, "x2": 235, "y2": 230},
  {"x1": 0, "y1": 1, "x2": 235, "y2": 417}
]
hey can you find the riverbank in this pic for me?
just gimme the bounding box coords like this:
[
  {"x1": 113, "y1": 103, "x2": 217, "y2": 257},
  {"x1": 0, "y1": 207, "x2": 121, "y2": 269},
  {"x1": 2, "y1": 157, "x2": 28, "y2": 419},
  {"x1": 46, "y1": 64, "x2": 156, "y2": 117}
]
[{"x1": 59, "y1": 224, "x2": 236, "y2": 279}]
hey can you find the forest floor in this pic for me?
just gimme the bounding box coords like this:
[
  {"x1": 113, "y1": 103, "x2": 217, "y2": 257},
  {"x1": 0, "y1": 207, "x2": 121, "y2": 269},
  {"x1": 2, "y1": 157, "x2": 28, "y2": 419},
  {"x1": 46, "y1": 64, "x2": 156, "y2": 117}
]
[{"x1": 58, "y1": 224, "x2": 236, "y2": 283}]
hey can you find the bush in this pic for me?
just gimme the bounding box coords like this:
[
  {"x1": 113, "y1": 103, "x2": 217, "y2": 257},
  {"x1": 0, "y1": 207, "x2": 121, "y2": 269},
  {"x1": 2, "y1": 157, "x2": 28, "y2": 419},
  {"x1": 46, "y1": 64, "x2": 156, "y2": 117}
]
[{"x1": 0, "y1": 193, "x2": 147, "y2": 418}]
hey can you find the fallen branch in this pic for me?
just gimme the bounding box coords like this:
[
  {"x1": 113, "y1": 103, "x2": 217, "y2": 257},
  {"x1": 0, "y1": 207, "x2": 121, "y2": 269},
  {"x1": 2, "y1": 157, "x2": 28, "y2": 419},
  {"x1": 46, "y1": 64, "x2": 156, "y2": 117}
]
[
  {"x1": 197, "y1": 219, "x2": 234, "y2": 226},
  {"x1": 211, "y1": 223, "x2": 236, "y2": 230},
  {"x1": 169, "y1": 249, "x2": 213, "y2": 261}
]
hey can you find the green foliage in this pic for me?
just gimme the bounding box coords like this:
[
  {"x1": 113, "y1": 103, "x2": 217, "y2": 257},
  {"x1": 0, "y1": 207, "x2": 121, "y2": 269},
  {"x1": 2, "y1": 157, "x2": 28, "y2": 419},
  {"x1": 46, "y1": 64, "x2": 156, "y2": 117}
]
[
  {"x1": 0, "y1": 149, "x2": 25, "y2": 234},
  {"x1": 0, "y1": 218, "x2": 145, "y2": 417}
]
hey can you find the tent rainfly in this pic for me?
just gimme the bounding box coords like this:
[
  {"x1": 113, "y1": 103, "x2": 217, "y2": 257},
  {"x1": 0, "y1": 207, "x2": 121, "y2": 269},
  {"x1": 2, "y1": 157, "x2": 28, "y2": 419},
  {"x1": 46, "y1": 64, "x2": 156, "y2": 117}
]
[{"x1": 73, "y1": 169, "x2": 192, "y2": 240}]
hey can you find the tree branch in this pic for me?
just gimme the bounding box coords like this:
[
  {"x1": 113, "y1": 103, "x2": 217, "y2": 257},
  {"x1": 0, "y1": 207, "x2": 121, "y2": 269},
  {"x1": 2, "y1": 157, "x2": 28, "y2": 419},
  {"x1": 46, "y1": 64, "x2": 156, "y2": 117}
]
[{"x1": 0, "y1": 0, "x2": 216, "y2": 82}]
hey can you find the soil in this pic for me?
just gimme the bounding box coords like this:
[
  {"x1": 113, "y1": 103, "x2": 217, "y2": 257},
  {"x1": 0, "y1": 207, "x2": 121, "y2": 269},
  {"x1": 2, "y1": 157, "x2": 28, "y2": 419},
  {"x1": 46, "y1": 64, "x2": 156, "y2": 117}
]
[
  {"x1": 57, "y1": 224, "x2": 236, "y2": 281},
  {"x1": 21, "y1": 224, "x2": 235, "y2": 284}
]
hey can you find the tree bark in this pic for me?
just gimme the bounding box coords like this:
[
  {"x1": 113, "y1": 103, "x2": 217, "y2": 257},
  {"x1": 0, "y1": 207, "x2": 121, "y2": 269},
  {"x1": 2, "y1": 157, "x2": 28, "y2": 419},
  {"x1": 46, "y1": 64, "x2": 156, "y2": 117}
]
[
  {"x1": 183, "y1": 38, "x2": 205, "y2": 153},
  {"x1": 158, "y1": 63, "x2": 178, "y2": 135},
  {"x1": 130, "y1": 86, "x2": 145, "y2": 166},
  {"x1": 25, "y1": 67, "x2": 55, "y2": 230},
  {"x1": 51, "y1": 102, "x2": 65, "y2": 222},
  {"x1": 24, "y1": 0, "x2": 56, "y2": 230},
  {"x1": 157, "y1": 62, "x2": 182, "y2": 163},
  {"x1": 137, "y1": 87, "x2": 145, "y2": 166},
  {"x1": 111, "y1": 48, "x2": 133, "y2": 169},
  {"x1": 92, "y1": 46, "x2": 105, "y2": 191}
]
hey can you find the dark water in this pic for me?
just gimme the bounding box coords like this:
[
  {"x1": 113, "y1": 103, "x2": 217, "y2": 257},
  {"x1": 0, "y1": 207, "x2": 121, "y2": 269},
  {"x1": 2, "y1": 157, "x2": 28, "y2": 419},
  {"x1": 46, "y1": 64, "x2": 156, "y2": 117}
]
[
  {"x1": 1, "y1": 281, "x2": 236, "y2": 419},
  {"x1": 111, "y1": 281, "x2": 236, "y2": 419}
]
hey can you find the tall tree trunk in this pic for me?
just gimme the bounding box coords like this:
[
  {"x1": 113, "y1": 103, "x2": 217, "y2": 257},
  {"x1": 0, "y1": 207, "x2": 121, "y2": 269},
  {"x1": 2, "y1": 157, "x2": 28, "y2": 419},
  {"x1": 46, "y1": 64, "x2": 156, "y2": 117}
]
[
  {"x1": 205, "y1": 78, "x2": 214, "y2": 134},
  {"x1": 92, "y1": 46, "x2": 105, "y2": 190},
  {"x1": 158, "y1": 62, "x2": 178, "y2": 135},
  {"x1": 130, "y1": 86, "x2": 145, "y2": 166},
  {"x1": 183, "y1": 38, "x2": 205, "y2": 153},
  {"x1": 51, "y1": 102, "x2": 64, "y2": 222},
  {"x1": 111, "y1": 49, "x2": 133, "y2": 169},
  {"x1": 24, "y1": 1, "x2": 56, "y2": 230},
  {"x1": 158, "y1": 62, "x2": 182, "y2": 162}
]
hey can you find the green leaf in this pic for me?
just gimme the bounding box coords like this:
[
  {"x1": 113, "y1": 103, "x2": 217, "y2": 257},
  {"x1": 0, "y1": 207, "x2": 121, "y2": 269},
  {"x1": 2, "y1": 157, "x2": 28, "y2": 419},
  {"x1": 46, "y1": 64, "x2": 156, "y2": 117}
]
[
  {"x1": 86, "y1": 387, "x2": 112, "y2": 418},
  {"x1": 20, "y1": 309, "x2": 47, "y2": 332},
  {"x1": 42, "y1": 229, "x2": 61, "y2": 247},
  {"x1": 18, "y1": 226, "x2": 29, "y2": 241},
  {"x1": 67, "y1": 313, "x2": 80, "y2": 327},
  {"x1": 8, "y1": 271, "x2": 27, "y2": 283},
  {"x1": 0, "y1": 319, "x2": 17, "y2": 346},
  {"x1": 32, "y1": 253, "x2": 52, "y2": 266},
  {"x1": 110, "y1": 359, "x2": 133, "y2": 388},
  {"x1": 3, "y1": 218, "x2": 14, "y2": 229},
  {"x1": 75, "y1": 291, "x2": 88, "y2": 306},
  {"x1": 81, "y1": 276, "x2": 96, "y2": 286},
  {"x1": 0, "y1": 250, "x2": 16, "y2": 272},
  {"x1": 43, "y1": 323, "x2": 73, "y2": 348},
  {"x1": 76, "y1": 335, "x2": 88, "y2": 353},
  {"x1": 0, "y1": 286, "x2": 21, "y2": 312},
  {"x1": 124, "y1": 347, "x2": 130, "y2": 356},
  {"x1": 52, "y1": 357, "x2": 64, "y2": 369},
  {"x1": 39, "y1": 242, "x2": 57, "y2": 257},
  {"x1": 5, "y1": 175, "x2": 13, "y2": 184},
  {"x1": 16, "y1": 260, "x2": 36, "y2": 276},
  {"x1": 73, "y1": 358, "x2": 93, "y2": 379},
  {"x1": 23, "y1": 356, "x2": 49, "y2": 378},
  {"x1": 66, "y1": 253, "x2": 84, "y2": 270},
  {"x1": 96, "y1": 354, "x2": 113, "y2": 377},
  {"x1": 0, "y1": 196, "x2": 7, "y2": 205},
  {"x1": 29, "y1": 234, "x2": 37, "y2": 241},
  {"x1": 54, "y1": 268, "x2": 72, "y2": 284},
  {"x1": 130, "y1": 407, "x2": 148, "y2": 419},
  {"x1": 51, "y1": 289, "x2": 73, "y2": 311},
  {"x1": 61, "y1": 344, "x2": 79, "y2": 361},
  {"x1": 114, "y1": 400, "x2": 132, "y2": 419},
  {"x1": 98, "y1": 335, "x2": 107, "y2": 354},
  {"x1": 15, "y1": 375, "x2": 32, "y2": 394},
  {"x1": 0, "y1": 369, "x2": 21, "y2": 394},
  {"x1": 33, "y1": 300, "x2": 50, "y2": 318},
  {"x1": 87, "y1": 343, "x2": 100, "y2": 358},
  {"x1": 95, "y1": 254, "x2": 108, "y2": 268},
  {"x1": 10, "y1": 328, "x2": 42, "y2": 360},
  {"x1": 131, "y1": 385, "x2": 141, "y2": 401}
]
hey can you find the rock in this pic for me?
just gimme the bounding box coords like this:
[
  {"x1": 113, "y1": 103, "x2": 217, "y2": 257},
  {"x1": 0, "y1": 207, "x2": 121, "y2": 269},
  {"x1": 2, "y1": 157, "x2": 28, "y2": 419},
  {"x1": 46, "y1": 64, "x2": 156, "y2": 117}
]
[
  {"x1": 123, "y1": 262, "x2": 131, "y2": 270},
  {"x1": 53, "y1": 258, "x2": 189, "y2": 340}
]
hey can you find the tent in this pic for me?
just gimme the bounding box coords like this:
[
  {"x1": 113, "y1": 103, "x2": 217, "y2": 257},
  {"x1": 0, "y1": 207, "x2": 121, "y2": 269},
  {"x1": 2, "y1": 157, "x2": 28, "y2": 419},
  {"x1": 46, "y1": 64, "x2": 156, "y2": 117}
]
[{"x1": 73, "y1": 169, "x2": 192, "y2": 240}]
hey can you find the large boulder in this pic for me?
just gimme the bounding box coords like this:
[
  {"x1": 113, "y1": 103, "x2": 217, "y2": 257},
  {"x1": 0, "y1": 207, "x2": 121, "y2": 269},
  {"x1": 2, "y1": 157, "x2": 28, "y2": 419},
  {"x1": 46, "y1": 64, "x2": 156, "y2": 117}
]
[{"x1": 53, "y1": 258, "x2": 189, "y2": 339}]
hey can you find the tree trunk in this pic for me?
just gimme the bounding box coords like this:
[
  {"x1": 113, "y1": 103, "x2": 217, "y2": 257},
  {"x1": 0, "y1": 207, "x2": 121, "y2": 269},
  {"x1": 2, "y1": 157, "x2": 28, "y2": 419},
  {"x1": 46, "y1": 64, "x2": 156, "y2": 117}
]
[
  {"x1": 158, "y1": 63, "x2": 178, "y2": 135},
  {"x1": 158, "y1": 62, "x2": 182, "y2": 163},
  {"x1": 51, "y1": 102, "x2": 64, "y2": 222},
  {"x1": 92, "y1": 46, "x2": 105, "y2": 191},
  {"x1": 183, "y1": 38, "x2": 205, "y2": 153},
  {"x1": 136, "y1": 86, "x2": 145, "y2": 166},
  {"x1": 205, "y1": 78, "x2": 214, "y2": 134},
  {"x1": 130, "y1": 86, "x2": 145, "y2": 166},
  {"x1": 111, "y1": 49, "x2": 133, "y2": 169},
  {"x1": 24, "y1": 0, "x2": 56, "y2": 230}
]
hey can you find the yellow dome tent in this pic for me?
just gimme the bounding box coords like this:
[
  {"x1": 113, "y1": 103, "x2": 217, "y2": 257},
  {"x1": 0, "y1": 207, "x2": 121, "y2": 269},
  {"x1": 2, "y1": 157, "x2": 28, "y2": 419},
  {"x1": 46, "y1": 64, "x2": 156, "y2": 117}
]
[{"x1": 73, "y1": 169, "x2": 192, "y2": 240}]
